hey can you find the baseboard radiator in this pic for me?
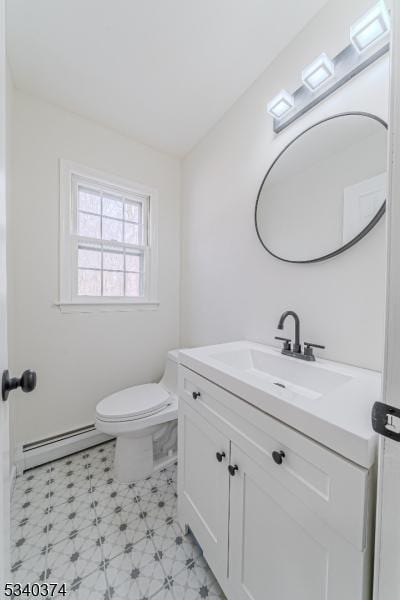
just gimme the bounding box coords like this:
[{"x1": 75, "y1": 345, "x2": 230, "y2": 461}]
[{"x1": 17, "y1": 424, "x2": 113, "y2": 473}]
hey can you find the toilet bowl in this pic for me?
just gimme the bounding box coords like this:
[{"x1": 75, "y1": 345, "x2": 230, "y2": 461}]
[{"x1": 95, "y1": 350, "x2": 179, "y2": 483}]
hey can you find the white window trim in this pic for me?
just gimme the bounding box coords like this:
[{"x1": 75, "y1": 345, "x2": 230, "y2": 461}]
[{"x1": 58, "y1": 160, "x2": 159, "y2": 313}]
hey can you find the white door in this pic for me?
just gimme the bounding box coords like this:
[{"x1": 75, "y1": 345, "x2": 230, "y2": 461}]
[
  {"x1": 373, "y1": 2, "x2": 400, "y2": 598},
  {"x1": 228, "y1": 443, "x2": 368, "y2": 600},
  {"x1": 177, "y1": 400, "x2": 230, "y2": 583},
  {"x1": 342, "y1": 173, "x2": 386, "y2": 244},
  {"x1": 0, "y1": 0, "x2": 10, "y2": 587}
]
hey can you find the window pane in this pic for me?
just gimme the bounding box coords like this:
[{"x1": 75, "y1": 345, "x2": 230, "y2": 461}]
[
  {"x1": 102, "y1": 217, "x2": 123, "y2": 242},
  {"x1": 103, "y1": 194, "x2": 123, "y2": 219},
  {"x1": 103, "y1": 250, "x2": 123, "y2": 271},
  {"x1": 78, "y1": 247, "x2": 101, "y2": 269},
  {"x1": 125, "y1": 254, "x2": 141, "y2": 272},
  {"x1": 103, "y1": 270, "x2": 124, "y2": 296},
  {"x1": 124, "y1": 223, "x2": 140, "y2": 244},
  {"x1": 125, "y1": 272, "x2": 141, "y2": 297},
  {"x1": 78, "y1": 187, "x2": 101, "y2": 214},
  {"x1": 73, "y1": 175, "x2": 150, "y2": 302},
  {"x1": 79, "y1": 212, "x2": 101, "y2": 238},
  {"x1": 125, "y1": 201, "x2": 141, "y2": 223},
  {"x1": 78, "y1": 269, "x2": 101, "y2": 296}
]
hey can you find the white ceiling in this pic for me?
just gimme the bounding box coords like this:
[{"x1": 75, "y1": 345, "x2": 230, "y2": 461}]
[{"x1": 6, "y1": 0, "x2": 329, "y2": 157}]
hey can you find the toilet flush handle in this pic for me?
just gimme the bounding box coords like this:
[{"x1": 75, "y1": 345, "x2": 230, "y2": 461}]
[{"x1": 192, "y1": 391, "x2": 201, "y2": 400}]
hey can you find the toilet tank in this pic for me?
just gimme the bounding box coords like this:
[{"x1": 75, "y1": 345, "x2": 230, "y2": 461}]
[{"x1": 159, "y1": 349, "x2": 179, "y2": 394}]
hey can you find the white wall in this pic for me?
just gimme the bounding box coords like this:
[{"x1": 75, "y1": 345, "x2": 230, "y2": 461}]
[
  {"x1": 181, "y1": 0, "x2": 389, "y2": 371},
  {"x1": 9, "y1": 91, "x2": 180, "y2": 448}
]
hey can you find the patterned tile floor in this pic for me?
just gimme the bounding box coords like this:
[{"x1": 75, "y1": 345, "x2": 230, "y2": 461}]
[{"x1": 11, "y1": 441, "x2": 226, "y2": 599}]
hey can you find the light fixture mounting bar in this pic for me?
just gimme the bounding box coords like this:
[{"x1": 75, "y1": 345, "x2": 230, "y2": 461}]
[{"x1": 273, "y1": 40, "x2": 389, "y2": 134}]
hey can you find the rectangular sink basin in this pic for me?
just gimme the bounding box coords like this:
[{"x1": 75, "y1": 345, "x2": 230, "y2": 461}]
[
  {"x1": 210, "y1": 348, "x2": 351, "y2": 399},
  {"x1": 178, "y1": 340, "x2": 382, "y2": 468}
]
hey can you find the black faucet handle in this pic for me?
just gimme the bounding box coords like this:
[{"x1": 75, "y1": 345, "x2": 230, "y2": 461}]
[
  {"x1": 304, "y1": 342, "x2": 325, "y2": 360},
  {"x1": 275, "y1": 336, "x2": 291, "y2": 351},
  {"x1": 304, "y1": 342, "x2": 325, "y2": 350}
]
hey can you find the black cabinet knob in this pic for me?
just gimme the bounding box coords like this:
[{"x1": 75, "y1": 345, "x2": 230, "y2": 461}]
[
  {"x1": 2, "y1": 369, "x2": 37, "y2": 402},
  {"x1": 192, "y1": 391, "x2": 201, "y2": 400},
  {"x1": 216, "y1": 451, "x2": 226, "y2": 463},
  {"x1": 228, "y1": 464, "x2": 239, "y2": 476},
  {"x1": 272, "y1": 450, "x2": 285, "y2": 465}
]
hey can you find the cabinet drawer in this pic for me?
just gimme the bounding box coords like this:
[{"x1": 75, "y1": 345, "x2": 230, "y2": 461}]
[{"x1": 179, "y1": 365, "x2": 370, "y2": 551}]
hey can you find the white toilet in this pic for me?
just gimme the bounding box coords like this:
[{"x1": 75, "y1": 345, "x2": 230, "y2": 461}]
[{"x1": 95, "y1": 350, "x2": 179, "y2": 483}]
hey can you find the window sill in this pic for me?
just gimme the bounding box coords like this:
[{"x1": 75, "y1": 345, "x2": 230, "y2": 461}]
[{"x1": 55, "y1": 300, "x2": 160, "y2": 313}]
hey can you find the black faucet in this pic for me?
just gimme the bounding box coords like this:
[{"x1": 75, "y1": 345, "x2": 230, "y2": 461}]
[
  {"x1": 277, "y1": 310, "x2": 301, "y2": 354},
  {"x1": 275, "y1": 310, "x2": 325, "y2": 361}
]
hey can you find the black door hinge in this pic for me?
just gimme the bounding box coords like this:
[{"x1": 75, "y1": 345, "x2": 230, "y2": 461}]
[{"x1": 372, "y1": 401, "x2": 400, "y2": 442}]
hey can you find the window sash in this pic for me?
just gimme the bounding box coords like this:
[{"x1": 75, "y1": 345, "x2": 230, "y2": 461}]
[
  {"x1": 71, "y1": 175, "x2": 150, "y2": 300},
  {"x1": 76, "y1": 243, "x2": 145, "y2": 298},
  {"x1": 73, "y1": 178, "x2": 148, "y2": 245}
]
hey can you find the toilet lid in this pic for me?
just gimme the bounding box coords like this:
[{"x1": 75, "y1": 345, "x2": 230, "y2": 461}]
[{"x1": 96, "y1": 383, "x2": 170, "y2": 421}]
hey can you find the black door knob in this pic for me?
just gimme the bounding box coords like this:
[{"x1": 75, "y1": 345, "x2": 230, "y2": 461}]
[
  {"x1": 192, "y1": 391, "x2": 201, "y2": 400},
  {"x1": 228, "y1": 464, "x2": 239, "y2": 476},
  {"x1": 2, "y1": 369, "x2": 37, "y2": 402},
  {"x1": 272, "y1": 450, "x2": 285, "y2": 465},
  {"x1": 216, "y1": 451, "x2": 226, "y2": 463}
]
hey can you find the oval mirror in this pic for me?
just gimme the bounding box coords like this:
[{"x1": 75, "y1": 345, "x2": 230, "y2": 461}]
[{"x1": 255, "y1": 112, "x2": 387, "y2": 263}]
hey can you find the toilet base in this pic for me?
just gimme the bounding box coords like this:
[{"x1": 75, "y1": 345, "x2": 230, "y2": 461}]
[
  {"x1": 114, "y1": 426, "x2": 158, "y2": 483},
  {"x1": 111, "y1": 420, "x2": 177, "y2": 484},
  {"x1": 95, "y1": 400, "x2": 178, "y2": 484}
]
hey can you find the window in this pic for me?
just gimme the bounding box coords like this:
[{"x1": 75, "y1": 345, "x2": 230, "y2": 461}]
[
  {"x1": 75, "y1": 184, "x2": 145, "y2": 298},
  {"x1": 59, "y1": 161, "x2": 158, "y2": 311}
]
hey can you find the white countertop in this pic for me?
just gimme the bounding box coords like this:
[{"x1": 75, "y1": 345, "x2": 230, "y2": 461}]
[{"x1": 179, "y1": 341, "x2": 382, "y2": 468}]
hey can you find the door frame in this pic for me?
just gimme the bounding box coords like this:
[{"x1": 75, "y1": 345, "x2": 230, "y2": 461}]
[
  {"x1": 373, "y1": 2, "x2": 400, "y2": 597},
  {"x1": 0, "y1": 0, "x2": 10, "y2": 587}
]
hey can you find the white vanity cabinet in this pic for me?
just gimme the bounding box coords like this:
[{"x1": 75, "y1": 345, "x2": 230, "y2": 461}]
[
  {"x1": 178, "y1": 399, "x2": 230, "y2": 583},
  {"x1": 178, "y1": 365, "x2": 374, "y2": 600}
]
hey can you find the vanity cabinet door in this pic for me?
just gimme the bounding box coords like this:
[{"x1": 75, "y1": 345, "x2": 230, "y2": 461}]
[
  {"x1": 228, "y1": 443, "x2": 368, "y2": 600},
  {"x1": 178, "y1": 400, "x2": 230, "y2": 584}
]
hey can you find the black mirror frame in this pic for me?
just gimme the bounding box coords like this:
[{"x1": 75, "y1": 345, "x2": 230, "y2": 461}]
[{"x1": 254, "y1": 112, "x2": 388, "y2": 264}]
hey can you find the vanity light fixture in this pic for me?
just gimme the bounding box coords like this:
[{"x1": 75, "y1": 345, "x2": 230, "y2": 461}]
[
  {"x1": 267, "y1": 90, "x2": 294, "y2": 119},
  {"x1": 268, "y1": 0, "x2": 390, "y2": 133},
  {"x1": 350, "y1": 1, "x2": 390, "y2": 54},
  {"x1": 301, "y1": 53, "x2": 335, "y2": 91}
]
